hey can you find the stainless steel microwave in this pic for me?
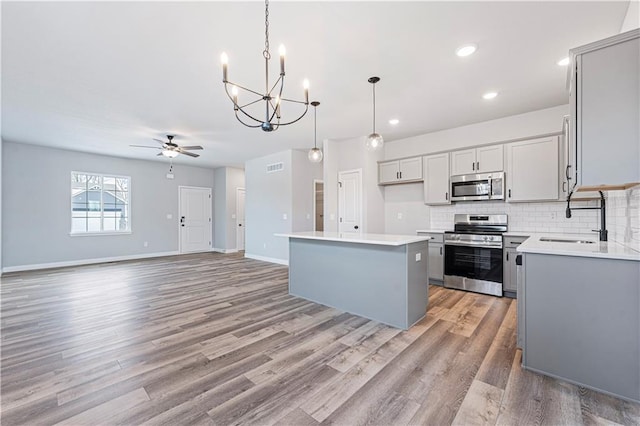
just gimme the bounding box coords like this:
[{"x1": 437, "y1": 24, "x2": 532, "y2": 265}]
[{"x1": 450, "y1": 172, "x2": 505, "y2": 201}]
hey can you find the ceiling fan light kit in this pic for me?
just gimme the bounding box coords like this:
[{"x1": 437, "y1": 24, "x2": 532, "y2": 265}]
[
  {"x1": 130, "y1": 134, "x2": 203, "y2": 159},
  {"x1": 220, "y1": 0, "x2": 309, "y2": 132},
  {"x1": 308, "y1": 101, "x2": 323, "y2": 163},
  {"x1": 365, "y1": 76, "x2": 384, "y2": 151}
]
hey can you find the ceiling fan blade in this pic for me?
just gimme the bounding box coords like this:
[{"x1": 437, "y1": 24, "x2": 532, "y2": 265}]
[
  {"x1": 179, "y1": 150, "x2": 200, "y2": 158},
  {"x1": 130, "y1": 145, "x2": 161, "y2": 149},
  {"x1": 179, "y1": 145, "x2": 204, "y2": 150},
  {"x1": 152, "y1": 138, "x2": 167, "y2": 145},
  {"x1": 157, "y1": 152, "x2": 164, "y2": 156}
]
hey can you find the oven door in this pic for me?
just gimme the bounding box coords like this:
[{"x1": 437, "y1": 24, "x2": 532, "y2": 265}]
[{"x1": 444, "y1": 243, "x2": 503, "y2": 296}]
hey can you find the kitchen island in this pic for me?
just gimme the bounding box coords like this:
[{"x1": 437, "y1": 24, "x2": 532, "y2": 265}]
[
  {"x1": 276, "y1": 232, "x2": 431, "y2": 329},
  {"x1": 517, "y1": 236, "x2": 640, "y2": 403}
]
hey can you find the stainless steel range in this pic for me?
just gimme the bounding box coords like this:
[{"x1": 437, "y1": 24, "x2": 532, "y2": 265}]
[{"x1": 444, "y1": 214, "x2": 508, "y2": 297}]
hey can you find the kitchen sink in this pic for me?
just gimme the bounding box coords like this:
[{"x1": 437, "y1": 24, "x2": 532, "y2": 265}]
[{"x1": 539, "y1": 237, "x2": 595, "y2": 244}]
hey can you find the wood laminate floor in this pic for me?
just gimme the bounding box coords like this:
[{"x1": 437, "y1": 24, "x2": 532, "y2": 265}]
[{"x1": 1, "y1": 252, "x2": 638, "y2": 425}]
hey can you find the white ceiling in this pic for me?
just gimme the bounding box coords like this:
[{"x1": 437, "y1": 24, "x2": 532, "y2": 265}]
[{"x1": 1, "y1": 1, "x2": 630, "y2": 168}]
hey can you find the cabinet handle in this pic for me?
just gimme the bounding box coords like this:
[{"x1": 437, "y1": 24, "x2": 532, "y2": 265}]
[
  {"x1": 472, "y1": 162, "x2": 475, "y2": 171},
  {"x1": 400, "y1": 171, "x2": 402, "y2": 179},
  {"x1": 396, "y1": 171, "x2": 399, "y2": 179},
  {"x1": 508, "y1": 189, "x2": 511, "y2": 198},
  {"x1": 445, "y1": 192, "x2": 449, "y2": 201},
  {"x1": 440, "y1": 246, "x2": 443, "y2": 255},
  {"x1": 506, "y1": 252, "x2": 509, "y2": 261},
  {"x1": 562, "y1": 181, "x2": 567, "y2": 192},
  {"x1": 476, "y1": 161, "x2": 480, "y2": 170}
]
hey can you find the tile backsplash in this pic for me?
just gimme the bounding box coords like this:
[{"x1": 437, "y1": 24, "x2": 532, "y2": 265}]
[
  {"x1": 606, "y1": 187, "x2": 640, "y2": 249},
  {"x1": 430, "y1": 199, "x2": 601, "y2": 235}
]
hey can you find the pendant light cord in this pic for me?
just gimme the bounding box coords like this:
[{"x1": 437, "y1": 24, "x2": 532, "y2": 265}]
[
  {"x1": 372, "y1": 82, "x2": 376, "y2": 133},
  {"x1": 314, "y1": 105, "x2": 317, "y2": 149}
]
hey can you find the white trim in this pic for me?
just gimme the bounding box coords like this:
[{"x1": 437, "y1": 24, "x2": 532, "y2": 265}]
[
  {"x1": 313, "y1": 179, "x2": 324, "y2": 232},
  {"x1": 244, "y1": 253, "x2": 289, "y2": 266},
  {"x1": 212, "y1": 248, "x2": 239, "y2": 254},
  {"x1": 70, "y1": 231, "x2": 132, "y2": 237},
  {"x1": 337, "y1": 168, "x2": 363, "y2": 234},
  {"x1": 2, "y1": 251, "x2": 180, "y2": 273},
  {"x1": 236, "y1": 187, "x2": 246, "y2": 251}
]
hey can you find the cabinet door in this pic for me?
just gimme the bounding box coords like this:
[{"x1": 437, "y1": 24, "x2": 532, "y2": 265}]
[
  {"x1": 428, "y1": 243, "x2": 444, "y2": 282},
  {"x1": 579, "y1": 37, "x2": 639, "y2": 187},
  {"x1": 423, "y1": 153, "x2": 450, "y2": 205},
  {"x1": 504, "y1": 248, "x2": 518, "y2": 292},
  {"x1": 378, "y1": 161, "x2": 399, "y2": 184},
  {"x1": 506, "y1": 137, "x2": 559, "y2": 202},
  {"x1": 476, "y1": 145, "x2": 504, "y2": 173},
  {"x1": 399, "y1": 157, "x2": 423, "y2": 181},
  {"x1": 450, "y1": 149, "x2": 476, "y2": 176}
]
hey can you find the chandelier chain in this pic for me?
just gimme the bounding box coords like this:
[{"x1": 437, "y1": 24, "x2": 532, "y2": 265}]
[{"x1": 263, "y1": 0, "x2": 271, "y2": 60}]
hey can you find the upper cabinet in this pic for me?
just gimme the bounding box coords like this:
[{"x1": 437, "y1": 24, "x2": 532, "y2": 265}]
[
  {"x1": 450, "y1": 145, "x2": 503, "y2": 176},
  {"x1": 378, "y1": 157, "x2": 423, "y2": 185},
  {"x1": 423, "y1": 153, "x2": 450, "y2": 205},
  {"x1": 506, "y1": 136, "x2": 559, "y2": 202},
  {"x1": 569, "y1": 29, "x2": 639, "y2": 190}
]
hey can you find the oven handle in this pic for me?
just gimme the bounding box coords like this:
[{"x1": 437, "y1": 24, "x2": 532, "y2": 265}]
[{"x1": 444, "y1": 240, "x2": 503, "y2": 248}]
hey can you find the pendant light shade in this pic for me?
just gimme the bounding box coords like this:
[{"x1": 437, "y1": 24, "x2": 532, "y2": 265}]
[
  {"x1": 308, "y1": 101, "x2": 323, "y2": 163},
  {"x1": 365, "y1": 76, "x2": 384, "y2": 151}
]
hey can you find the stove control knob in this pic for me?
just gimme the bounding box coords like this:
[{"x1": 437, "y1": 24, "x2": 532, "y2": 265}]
[{"x1": 483, "y1": 236, "x2": 489, "y2": 242}]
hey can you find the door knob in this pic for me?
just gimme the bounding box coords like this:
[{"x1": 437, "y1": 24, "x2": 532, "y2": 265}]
[
  {"x1": 238, "y1": 223, "x2": 242, "y2": 227},
  {"x1": 354, "y1": 225, "x2": 359, "y2": 230}
]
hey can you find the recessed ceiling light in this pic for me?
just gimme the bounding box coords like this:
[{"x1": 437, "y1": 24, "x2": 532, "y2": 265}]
[
  {"x1": 456, "y1": 44, "x2": 477, "y2": 57},
  {"x1": 389, "y1": 119, "x2": 400, "y2": 125},
  {"x1": 482, "y1": 92, "x2": 498, "y2": 100},
  {"x1": 557, "y1": 57, "x2": 570, "y2": 66}
]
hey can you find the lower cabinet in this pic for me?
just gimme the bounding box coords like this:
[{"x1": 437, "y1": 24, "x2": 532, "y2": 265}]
[
  {"x1": 503, "y1": 235, "x2": 529, "y2": 295},
  {"x1": 418, "y1": 232, "x2": 444, "y2": 284}
]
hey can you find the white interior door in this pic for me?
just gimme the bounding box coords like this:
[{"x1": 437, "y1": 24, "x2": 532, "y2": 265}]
[
  {"x1": 338, "y1": 169, "x2": 362, "y2": 234},
  {"x1": 179, "y1": 186, "x2": 211, "y2": 253},
  {"x1": 236, "y1": 188, "x2": 245, "y2": 251}
]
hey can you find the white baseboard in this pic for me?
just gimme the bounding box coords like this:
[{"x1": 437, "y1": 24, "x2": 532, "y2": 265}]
[
  {"x1": 244, "y1": 253, "x2": 289, "y2": 266},
  {"x1": 212, "y1": 248, "x2": 239, "y2": 254},
  {"x1": 2, "y1": 251, "x2": 181, "y2": 273}
]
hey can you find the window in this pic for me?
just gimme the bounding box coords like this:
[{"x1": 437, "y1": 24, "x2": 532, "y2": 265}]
[{"x1": 71, "y1": 172, "x2": 130, "y2": 234}]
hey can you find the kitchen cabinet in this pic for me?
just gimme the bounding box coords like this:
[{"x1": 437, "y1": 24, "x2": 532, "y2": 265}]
[
  {"x1": 503, "y1": 235, "x2": 528, "y2": 295},
  {"x1": 520, "y1": 251, "x2": 639, "y2": 402},
  {"x1": 568, "y1": 29, "x2": 639, "y2": 190},
  {"x1": 422, "y1": 153, "x2": 450, "y2": 205},
  {"x1": 506, "y1": 136, "x2": 559, "y2": 202},
  {"x1": 450, "y1": 144, "x2": 503, "y2": 176},
  {"x1": 417, "y1": 232, "x2": 444, "y2": 284},
  {"x1": 378, "y1": 157, "x2": 423, "y2": 185}
]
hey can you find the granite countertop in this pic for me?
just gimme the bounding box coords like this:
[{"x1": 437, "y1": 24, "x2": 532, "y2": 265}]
[{"x1": 275, "y1": 232, "x2": 432, "y2": 247}]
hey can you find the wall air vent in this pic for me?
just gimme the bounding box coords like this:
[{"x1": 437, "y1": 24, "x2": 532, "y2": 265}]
[{"x1": 266, "y1": 162, "x2": 284, "y2": 173}]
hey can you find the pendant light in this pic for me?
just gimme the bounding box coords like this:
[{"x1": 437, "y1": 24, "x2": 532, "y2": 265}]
[
  {"x1": 365, "y1": 76, "x2": 384, "y2": 151},
  {"x1": 308, "y1": 101, "x2": 323, "y2": 163}
]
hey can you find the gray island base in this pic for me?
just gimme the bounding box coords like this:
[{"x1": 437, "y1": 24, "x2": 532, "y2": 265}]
[{"x1": 278, "y1": 232, "x2": 430, "y2": 330}]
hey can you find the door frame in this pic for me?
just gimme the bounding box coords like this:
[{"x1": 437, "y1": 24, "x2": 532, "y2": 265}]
[
  {"x1": 178, "y1": 185, "x2": 212, "y2": 254},
  {"x1": 337, "y1": 168, "x2": 363, "y2": 234},
  {"x1": 312, "y1": 179, "x2": 324, "y2": 232},
  {"x1": 236, "y1": 187, "x2": 246, "y2": 251}
]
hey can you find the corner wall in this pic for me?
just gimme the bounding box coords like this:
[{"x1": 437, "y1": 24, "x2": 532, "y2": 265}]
[
  {"x1": 2, "y1": 142, "x2": 215, "y2": 270},
  {"x1": 213, "y1": 166, "x2": 246, "y2": 252}
]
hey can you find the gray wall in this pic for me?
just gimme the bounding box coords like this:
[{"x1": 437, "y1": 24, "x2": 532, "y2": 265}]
[
  {"x1": 245, "y1": 150, "x2": 292, "y2": 262},
  {"x1": 225, "y1": 167, "x2": 245, "y2": 249},
  {"x1": 213, "y1": 167, "x2": 227, "y2": 250},
  {"x1": 0, "y1": 138, "x2": 3, "y2": 271},
  {"x1": 2, "y1": 142, "x2": 215, "y2": 269},
  {"x1": 292, "y1": 150, "x2": 322, "y2": 232}
]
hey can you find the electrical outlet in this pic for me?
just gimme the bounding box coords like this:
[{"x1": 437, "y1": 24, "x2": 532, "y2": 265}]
[
  {"x1": 415, "y1": 253, "x2": 421, "y2": 261},
  {"x1": 330, "y1": 213, "x2": 335, "y2": 220},
  {"x1": 144, "y1": 241, "x2": 148, "y2": 247},
  {"x1": 166, "y1": 214, "x2": 173, "y2": 219},
  {"x1": 166, "y1": 173, "x2": 174, "y2": 179},
  {"x1": 282, "y1": 213, "x2": 287, "y2": 220},
  {"x1": 263, "y1": 243, "x2": 267, "y2": 249},
  {"x1": 231, "y1": 213, "x2": 236, "y2": 219},
  {"x1": 397, "y1": 212, "x2": 403, "y2": 220},
  {"x1": 306, "y1": 213, "x2": 311, "y2": 219},
  {"x1": 550, "y1": 212, "x2": 557, "y2": 220}
]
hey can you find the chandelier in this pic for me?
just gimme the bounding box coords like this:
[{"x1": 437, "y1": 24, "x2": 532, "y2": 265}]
[{"x1": 220, "y1": 0, "x2": 309, "y2": 132}]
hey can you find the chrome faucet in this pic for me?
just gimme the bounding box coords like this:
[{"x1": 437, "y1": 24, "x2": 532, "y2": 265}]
[{"x1": 565, "y1": 191, "x2": 608, "y2": 241}]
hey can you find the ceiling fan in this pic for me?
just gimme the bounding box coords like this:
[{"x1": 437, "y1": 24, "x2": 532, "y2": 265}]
[{"x1": 130, "y1": 135, "x2": 203, "y2": 158}]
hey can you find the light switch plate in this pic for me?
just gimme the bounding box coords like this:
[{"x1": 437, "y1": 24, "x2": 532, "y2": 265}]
[
  {"x1": 306, "y1": 213, "x2": 311, "y2": 219},
  {"x1": 415, "y1": 253, "x2": 421, "y2": 262},
  {"x1": 166, "y1": 214, "x2": 173, "y2": 219},
  {"x1": 231, "y1": 214, "x2": 236, "y2": 219},
  {"x1": 282, "y1": 213, "x2": 288, "y2": 220},
  {"x1": 330, "y1": 213, "x2": 335, "y2": 220},
  {"x1": 397, "y1": 212, "x2": 403, "y2": 219},
  {"x1": 166, "y1": 173, "x2": 174, "y2": 179}
]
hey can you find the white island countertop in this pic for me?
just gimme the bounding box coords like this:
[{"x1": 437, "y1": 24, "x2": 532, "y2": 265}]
[
  {"x1": 517, "y1": 233, "x2": 640, "y2": 261},
  {"x1": 275, "y1": 231, "x2": 431, "y2": 247}
]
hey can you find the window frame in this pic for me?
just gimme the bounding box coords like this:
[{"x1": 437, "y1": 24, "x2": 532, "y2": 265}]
[{"x1": 70, "y1": 171, "x2": 132, "y2": 236}]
